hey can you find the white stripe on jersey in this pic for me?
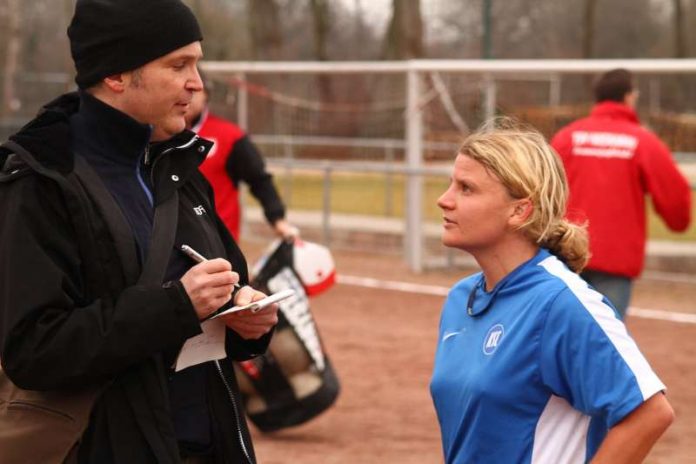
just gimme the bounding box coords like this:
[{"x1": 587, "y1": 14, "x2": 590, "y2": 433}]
[
  {"x1": 532, "y1": 395, "x2": 589, "y2": 464},
  {"x1": 538, "y1": 256, "x2": 666, "y2": 399}
]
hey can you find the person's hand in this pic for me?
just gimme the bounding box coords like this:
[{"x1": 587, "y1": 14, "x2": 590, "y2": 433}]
[
  {"x1": 180, "y1": 258, "x2": 239, "y2": 320},
  {"x1": 272, "y1": 219, "x2": 299, "y2": 240},
  {"x1": 219, "y1": 286, "x2": 279, "y2": 340}
]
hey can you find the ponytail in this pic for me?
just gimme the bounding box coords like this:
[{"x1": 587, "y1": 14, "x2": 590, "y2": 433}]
[{"x1": 539, "y1": 220, "x2": 589, "y2": 273}]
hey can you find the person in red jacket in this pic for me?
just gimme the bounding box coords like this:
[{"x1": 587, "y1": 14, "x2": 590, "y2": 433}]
[
  {"x1": 551, "y1": 68, "x2": 692, "y2": 319},
  {"x1": 185, "y1": 73, "x2": 296, "y2": 241}
]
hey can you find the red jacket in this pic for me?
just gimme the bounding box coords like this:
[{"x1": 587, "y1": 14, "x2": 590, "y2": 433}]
[
  {"x1": 194, "y1": 110, "x2": 285, "y2": 239},
  {"x1": 551, "y1": 102, "x2": 691, "y2": 277}
]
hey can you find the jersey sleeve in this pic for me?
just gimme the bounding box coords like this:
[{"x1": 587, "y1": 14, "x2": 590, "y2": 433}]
[
  {"x1": 226, "y1": 135, "x2": 286, "y2": 224},
  {"x1": 539, "y1": 287, "x2": 665, "y2": 427}
]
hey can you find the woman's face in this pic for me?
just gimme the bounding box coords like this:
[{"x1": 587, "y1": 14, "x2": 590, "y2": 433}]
[{"x1": 437, "y1": 154, "x2": 518, "y2": 252}]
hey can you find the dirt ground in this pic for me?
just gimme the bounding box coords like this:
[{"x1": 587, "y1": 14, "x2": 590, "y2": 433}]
[{"x1": 240, "y1": 241, "x2": 696, "y2": 464}]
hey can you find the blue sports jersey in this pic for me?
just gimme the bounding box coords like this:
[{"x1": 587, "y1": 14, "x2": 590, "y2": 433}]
[{"x1": 430, "y1": 249, "x2": 665, "y2": 464}]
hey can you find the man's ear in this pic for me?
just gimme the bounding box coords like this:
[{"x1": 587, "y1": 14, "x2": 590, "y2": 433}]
[
  {"x1": 102, "y1": 73, "x2": 127, "y2": 93},
  {"x1": 510, "y1": 198, "x2": 533, "y2": 226}
]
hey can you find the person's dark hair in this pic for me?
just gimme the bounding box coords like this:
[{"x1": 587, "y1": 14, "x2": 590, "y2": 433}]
[{"x1": 593, "y1": 68, "x2": 634, "y2": 103}]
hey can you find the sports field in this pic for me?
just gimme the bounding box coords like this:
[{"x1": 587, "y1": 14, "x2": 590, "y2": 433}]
[{"x1": 241, "y1": 241, "x2": 696, "y2": 464}]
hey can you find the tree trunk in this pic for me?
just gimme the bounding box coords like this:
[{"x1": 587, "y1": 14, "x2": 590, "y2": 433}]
[
  {"x1": 309, "y1": 0, "x2": 333, "y2": 102},
  {"x1": 65, "y1": 0, "x2": 76, "y2": 91},
  {"x1": 383, "y1": 0, "x2": 424, "y2": 59},
  {"x1": 2, "y1": 0, "x2": 21, "y2": 118},
  {"x1": 582, "y1": 0, "x2": 597, "y2": 58},
  {"x1": 674, "y1": 0, "x2": 686, "y2": 57},
  {"x1": 353, "y1": 0, "x2": 365, "y2": 49},
  {"x1": 310, "y1": 0, "x2": 329, "y2": 62},
  {"x1": 247, "y1": 0, "x2": 283, "y2": 60}
]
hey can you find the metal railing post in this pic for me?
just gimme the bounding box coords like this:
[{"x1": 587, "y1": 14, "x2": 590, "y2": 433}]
[
  {"x1": 283, "y1": 139, "x2": 293, "y2": 206},
  {"x1": 549, "y1": 74, "x2": 561, "y2": 107},
  {"x1": 483, "y1": 73, "x2": 497, "y2": 122},
  {"x1": 236, "y1": 72, "x2": 248, "y2": 131},
  {"x1": 649, "y1": 78, "x2": 660, "y2": 113},
  {"x1": 322, "y1": 163, "x2": 332, "y2": 246},
  {"x1": 405, "y1": 66, "x2": 424, "y2": 272},
  {"x1": 385, "y1": 144, "x2": 395, "y2": 216}
]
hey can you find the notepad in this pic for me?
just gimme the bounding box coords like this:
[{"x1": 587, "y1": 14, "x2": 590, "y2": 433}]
[
  {"x1": 174, "y1": 319, "x2": 227, "y2": 372},
  {"x1": 208, "y1": 288, "x2": 296, "y2": 319}
]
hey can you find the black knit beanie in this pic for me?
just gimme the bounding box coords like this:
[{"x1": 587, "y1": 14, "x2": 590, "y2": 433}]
[{"x1": 68, "y1": 0, "x2": 203, "y2": 89}]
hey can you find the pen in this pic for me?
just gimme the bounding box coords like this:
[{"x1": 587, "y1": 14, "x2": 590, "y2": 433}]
[{"x1": 181, "y1": 244, "x2": 241, "y2": 288}]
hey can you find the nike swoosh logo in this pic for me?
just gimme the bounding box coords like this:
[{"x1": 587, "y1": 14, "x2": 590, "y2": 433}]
[{"x1": 443, "y1": 331, "x2": 462, "y2": 341}]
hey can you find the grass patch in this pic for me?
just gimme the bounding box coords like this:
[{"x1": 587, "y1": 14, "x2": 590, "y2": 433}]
[{"x1": 255, "y1": 172, "x2": 696, "y2": 242}]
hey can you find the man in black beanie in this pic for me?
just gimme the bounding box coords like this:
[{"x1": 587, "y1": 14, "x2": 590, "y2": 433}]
[{"x1": 0, "y1": 1, "x2": 278, "y2": 463}]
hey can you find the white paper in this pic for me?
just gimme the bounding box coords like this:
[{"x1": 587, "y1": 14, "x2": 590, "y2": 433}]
[
  {"x1": 174, "y1": 318, "x2": 227, "y2": 372},
  {"x1": 209, "y1": 289, "x2": 296, "y2": 319}
]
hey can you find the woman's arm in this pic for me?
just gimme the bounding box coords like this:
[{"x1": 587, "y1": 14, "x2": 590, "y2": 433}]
[{"x1": 591, "y1": 393, "x2": 674, "y2": 464}]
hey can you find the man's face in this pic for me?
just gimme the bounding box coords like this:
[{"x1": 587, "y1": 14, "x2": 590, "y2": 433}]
[{"x1": 120, "y1": 42, "x2": 203, "y2": 141}]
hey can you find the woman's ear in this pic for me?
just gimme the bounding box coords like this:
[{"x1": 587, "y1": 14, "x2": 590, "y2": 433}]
[{"x1": 510, "y1": 198, "x2": 533, "y2": 226}]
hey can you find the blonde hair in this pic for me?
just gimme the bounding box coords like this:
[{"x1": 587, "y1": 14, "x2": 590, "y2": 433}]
[{"x1": 459, "y1": 119, "x2": 589, "y2": 273}]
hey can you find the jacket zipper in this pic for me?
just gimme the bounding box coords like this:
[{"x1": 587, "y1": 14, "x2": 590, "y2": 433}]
[
  {"x1": 214, "y1": 360, "x2": 253, "y2": 464},
  {"x1": 147, "y1": 135, "x2": 250, "y2": 461}
]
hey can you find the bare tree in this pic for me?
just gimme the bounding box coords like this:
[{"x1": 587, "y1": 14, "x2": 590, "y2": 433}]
[
  {"x1": 582, "y1": 0, "x2": 598, "y2": 58},
  {"x1": 310, "y1": 0, "x2": 329, "y2": 61},
  {"x1": 309, "y1": 0, "x2": 333, "y2": 101},
  {"x1": 248, "y1": 0, "x2": 283, "y2": 60},
  {"x1": 673, "y1": 0, "x2": 687, "y2": 57},
  {"x1": 2, "y1": 0, "x2": 21, "y2": 118},
  {"x1": 383, "y1": 0, "x2": 424, "y2": 59}
]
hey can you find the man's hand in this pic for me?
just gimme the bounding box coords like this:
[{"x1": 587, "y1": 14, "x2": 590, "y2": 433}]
[
  {"x1": 180, "y1": 258, "x2": 239, "y2": 320},
  {"x1": 272, "y1": 219, "x2": 299, "y2": 240},
  {"x1": 219, "y1": 286, "x2": 279, "y2": 340}
]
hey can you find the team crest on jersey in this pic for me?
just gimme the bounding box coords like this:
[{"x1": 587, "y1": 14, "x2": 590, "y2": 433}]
[{"x1": 482, "y1": 324, "x2": 504, "y2": 355}]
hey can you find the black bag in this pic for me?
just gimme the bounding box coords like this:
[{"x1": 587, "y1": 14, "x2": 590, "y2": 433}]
[{"x1": 234, "y1": 240, "x2": 340, "y2": 432}]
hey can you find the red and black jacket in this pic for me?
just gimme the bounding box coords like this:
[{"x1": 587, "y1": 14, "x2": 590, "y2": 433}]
[{"x1": 194, "y1": 110, "x2": 285, "y2": 239}]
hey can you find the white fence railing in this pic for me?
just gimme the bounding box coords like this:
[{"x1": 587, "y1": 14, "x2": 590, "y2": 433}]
[
  {"x1": 256, "y1": 156, "x2": 695, "y2": 273},
  {"x1": 204, "y1": 59, "x2": 696, "y2": 272}
]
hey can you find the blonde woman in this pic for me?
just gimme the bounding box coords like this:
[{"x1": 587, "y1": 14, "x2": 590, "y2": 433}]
[{"x1": 430, "y1": 123, "x2": 673, "y2": 463}]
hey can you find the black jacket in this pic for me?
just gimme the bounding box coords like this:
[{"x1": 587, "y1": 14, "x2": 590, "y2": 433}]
[{"x1": 0, "y1": 93, "x2": 268, "y2": 464}]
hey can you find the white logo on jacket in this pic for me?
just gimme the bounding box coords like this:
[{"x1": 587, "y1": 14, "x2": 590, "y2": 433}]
[
  {"x1": 193, "y1": 205, "x2": 207, "y2": 216},
  {"x1": 571, "y1": 131, "x2": 637, "y2": 159}
]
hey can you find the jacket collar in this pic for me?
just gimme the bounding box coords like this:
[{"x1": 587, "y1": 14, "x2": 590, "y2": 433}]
[
  {"x1": 2, "y1": 92, "x2": 212, "y2": 179},
  {"x1": 71, "y1": 91, "x2": 152, "y2": 167},
  {"x1": 3, "y1": 93, "x2": 78, "y2": 174},
  {"x1": 590, "y1": 101, "x2": 640, "y2": 124}
]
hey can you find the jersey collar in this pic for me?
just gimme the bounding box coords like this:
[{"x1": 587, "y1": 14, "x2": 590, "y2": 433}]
[{"x1": 467, "y1": 248, "x2": 550, "y2": 317}]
